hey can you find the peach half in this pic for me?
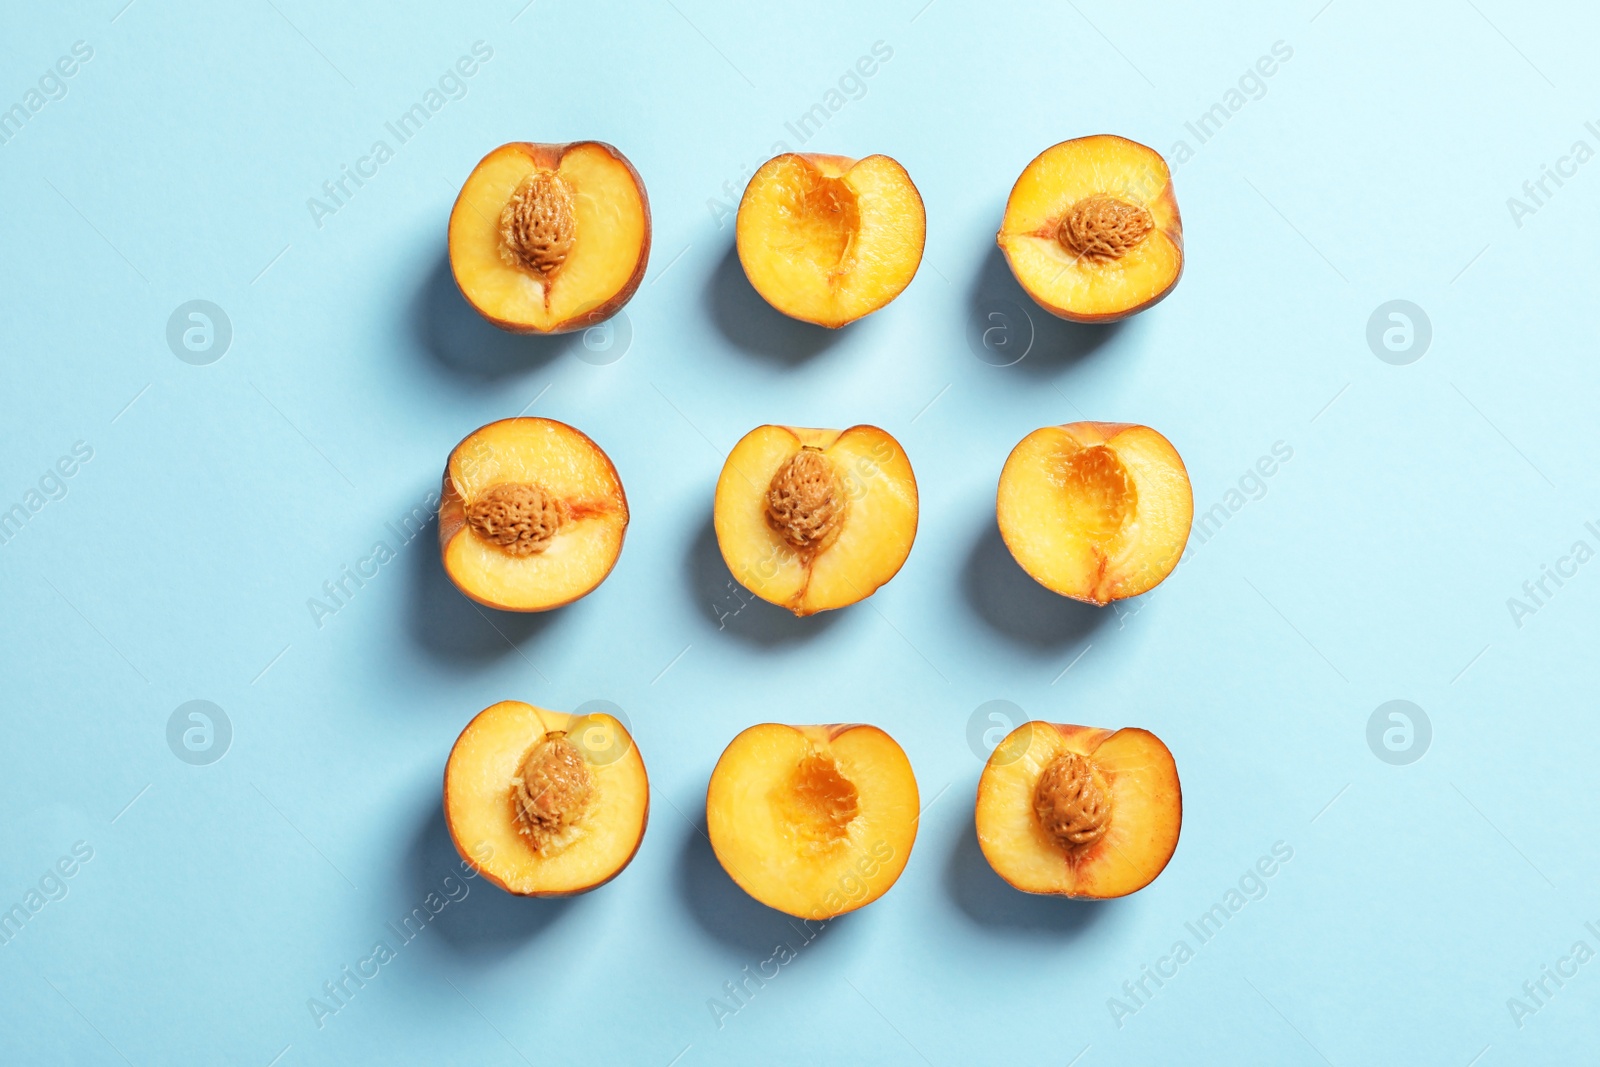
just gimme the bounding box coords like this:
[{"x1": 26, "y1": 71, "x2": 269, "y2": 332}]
[
  {"x1": 997, "y1": 421, "x2": 1191, "y2": 605},
  {"x1": 445, "y1": 700, "x2": 648, "y2": 896},
  {"x1": 449, "y1": 141, "x2": 650, "y2": 333},
  {"x1": 714, "y1": 425, "x2": 917, "y2": 616},
  {"x1": 998, "y1": 135, "x2": 1183, "y2": 322},
  {"x1": 439, "y1": 417, "x2": 628, "y2": 611},
  {"x1": 976, "y1": 721, "x2": 1180, "y2": 899},
  {"x1": 737, "y1": 153, "x2": 925, "y2": 327},
  {"x1": 707, "y1": 723, "x2": 918, "y2": 919}
]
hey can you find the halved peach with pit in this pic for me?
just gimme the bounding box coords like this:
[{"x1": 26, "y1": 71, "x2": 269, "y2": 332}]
[
  {"x1": 736, "y1": 153, "x2": 925, "y2": 327},
  {"x1": 998, "y1": 135, "x2": 1182, "y2": 322},
  {"x1": 714, "y1": 424, "x2": 917, "y2": 616},
  {"x1": 997, "y1": 421, "x2": 1191, "y2": 605},
  {"x1": 439, "y1": 417, "x2": 628, "y2": 611},
  {"x1": 707, "y1": 723, "x2": 918, "y2": 919},
  {"x1": 445, "y1": 700, "x2": 648, "y2": 896},
  {"x1": 976, "y1": 721, "x2": 1180, "y2": 899},
  {"x1": 449, "y1": 141, "x2": 650, "y2": 333}
]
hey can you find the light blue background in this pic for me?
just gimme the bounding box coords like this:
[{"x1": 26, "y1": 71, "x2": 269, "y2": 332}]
[{"x1": 3, "y1": 0, "x2": 1597, "y2": 1063}]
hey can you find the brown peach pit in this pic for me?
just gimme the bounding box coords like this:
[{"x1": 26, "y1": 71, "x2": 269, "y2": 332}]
[
  {"x1": 1033, "y1": 751, "x2": 1112, "y2": 851},
  {"x1": 765, "y1": 448, "x2": 847, "y2": 553},
  {"x1": 465, "y1": 482, "x2": 569, "y2": 557},
  {"x1": 499, "y1": 170, "x2": 577, "y2": 277},
  {"x1": 511, "y1": 731, "x2": 594, "y2": 852},
  {"x1": 1056, "y1": 195, "x2": 1153, "y2": 264}
]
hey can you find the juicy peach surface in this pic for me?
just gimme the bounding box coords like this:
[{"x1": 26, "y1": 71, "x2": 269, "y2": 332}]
[
  {"x1": 439, "y1": 417, "x2": 628, "y2": 611},
  {"x1": 997, "y1": 421, "x2": 1192, "y2": 605},
  {"x1": 998, "y1": 135, "x2": 1183, "y2": 322},
  {"x1": 445, "y1": 701, "x2": 648, "y2": 896},
  {"x1": 714, "y1": 425, "x2": 918, "y2": 616},
  {"x1": 707, "y1": 723, "x2": 919, "y2": 920},
  {"x1": 449, "y1": 141, "x2": 650, "y2": 333},
  {"x1": 976, "y1": 722, "x2": 1181, "y2": 899},
  {"x1": 737, "y1": 153, "x2": 925, "y2": 327}
]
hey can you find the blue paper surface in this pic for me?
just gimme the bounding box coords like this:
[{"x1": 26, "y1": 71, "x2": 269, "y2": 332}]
[{"x1": 3, "y1": 1, "x2": 1597, "y2": 1063}]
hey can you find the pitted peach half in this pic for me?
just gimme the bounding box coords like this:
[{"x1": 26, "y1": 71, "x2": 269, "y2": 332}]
[
  {"x1": 714, "y1": 425, "x2": 917, "y2": 616},
  {"x1": 707, "y1": 723, "x2": 918, "y2": 919},
  {"x1": 976, "y1": 721, "x2": 1180, "y2": 899},
  {"x1": 736, "y1": 153, "x2": 925, "y2": 327},
  {"x1": 449, "y1": 141, "x2": 650, "y2": 333},
  {"x1": 997, "y1": 421, "x2": 1191, "y2": 605},
  {"x1": 998, "y1": 135, "x2": 1183, "y2": 322},
  {"x1": 439, "y1": 417, "x2": 628, "y2": 611},
  {"x1": 445, "y1": 700, "x2": 648, "y2": 896}
]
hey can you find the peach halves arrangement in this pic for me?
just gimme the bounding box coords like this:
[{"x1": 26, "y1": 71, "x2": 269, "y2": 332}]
[{"x1": 433, "y1": 135, "x2": 1194, "y2": 915}]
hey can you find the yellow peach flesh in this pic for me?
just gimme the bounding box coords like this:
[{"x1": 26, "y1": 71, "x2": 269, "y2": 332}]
[
  {"x1": 707, "y1": 723, "x2": 919, "y2": 919},
  {"x1": 997, "y1": 422, "x2": 1191, "y2": 605},
  {"x1": 737, "y1": 153, "x2": 925, "y2": 327},
  {"x1": 714, "y1": 425, "x2": 917, "y2": 616},
  {"x1": 976, "y1": 722, "x2": 1181, "y2": 898},
  {"x1": 450, "y1": 142, "x2": 649, "y2": 333},
  {"x1": 440, "y1": 418, "x2": 628, "y2": 611},
  {"x1": 445, "y1": 701, "x2": 649, "y2": 896},
  {"x1": 998, "y1": 135, "x2": 1183, "y2": 322}
]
